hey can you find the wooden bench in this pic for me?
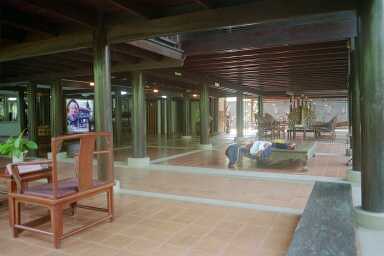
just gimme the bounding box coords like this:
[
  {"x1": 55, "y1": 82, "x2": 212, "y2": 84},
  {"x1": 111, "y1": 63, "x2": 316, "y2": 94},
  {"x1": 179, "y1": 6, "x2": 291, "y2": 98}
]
[{"x1": 287, "y1": 182, "x2": 357, "y2": 256}]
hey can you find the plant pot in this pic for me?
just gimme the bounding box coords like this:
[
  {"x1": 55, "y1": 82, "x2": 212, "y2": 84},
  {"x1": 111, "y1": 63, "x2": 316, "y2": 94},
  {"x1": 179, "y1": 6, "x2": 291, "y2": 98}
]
[{"x1": 12, "y1": 154, "x2": 24, "y2": 163}]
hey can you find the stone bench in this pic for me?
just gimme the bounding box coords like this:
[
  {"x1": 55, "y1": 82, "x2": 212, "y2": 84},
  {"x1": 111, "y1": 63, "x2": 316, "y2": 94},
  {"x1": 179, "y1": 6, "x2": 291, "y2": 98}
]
[{"x1": 287, "y1": 182, "x2": 357, "y2": 256}]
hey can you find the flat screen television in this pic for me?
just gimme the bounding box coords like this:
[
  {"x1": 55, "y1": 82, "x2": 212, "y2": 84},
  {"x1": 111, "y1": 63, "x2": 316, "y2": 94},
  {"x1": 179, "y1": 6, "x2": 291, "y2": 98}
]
[{"x1": 66, "y1": 99, "x2": 94, "y2": 133}]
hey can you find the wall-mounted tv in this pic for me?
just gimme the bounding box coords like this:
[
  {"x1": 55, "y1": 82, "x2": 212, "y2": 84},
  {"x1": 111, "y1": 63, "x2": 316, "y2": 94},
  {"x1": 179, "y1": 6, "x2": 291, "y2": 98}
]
[{"x1": 66, "y1": 99, "x2": 94, "y2": 133}]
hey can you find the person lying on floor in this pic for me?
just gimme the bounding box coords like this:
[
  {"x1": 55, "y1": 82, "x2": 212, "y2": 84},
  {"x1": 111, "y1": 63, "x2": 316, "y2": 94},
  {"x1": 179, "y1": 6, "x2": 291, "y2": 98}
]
[{"x1": 225, "y1": 140, "x2": 272, "y2": 168}]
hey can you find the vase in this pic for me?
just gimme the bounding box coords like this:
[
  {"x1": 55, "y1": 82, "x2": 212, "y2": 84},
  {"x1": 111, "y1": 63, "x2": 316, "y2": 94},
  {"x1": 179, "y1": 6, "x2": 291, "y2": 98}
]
[{"x1": 12, "y1": 154, "x2": 24, "y2": 163}]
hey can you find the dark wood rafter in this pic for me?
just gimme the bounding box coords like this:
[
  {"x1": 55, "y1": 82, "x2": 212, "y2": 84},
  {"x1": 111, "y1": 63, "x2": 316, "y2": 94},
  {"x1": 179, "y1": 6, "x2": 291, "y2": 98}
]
[{"x1": 0, "y1": 0, "x2": 356, "y2": 62}]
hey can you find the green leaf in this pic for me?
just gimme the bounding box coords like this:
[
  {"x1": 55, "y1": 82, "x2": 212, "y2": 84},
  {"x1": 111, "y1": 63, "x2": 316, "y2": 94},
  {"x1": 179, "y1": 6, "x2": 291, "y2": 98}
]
[{"x1": 26, "y1": 141, "x2": 38, "y2": 150}]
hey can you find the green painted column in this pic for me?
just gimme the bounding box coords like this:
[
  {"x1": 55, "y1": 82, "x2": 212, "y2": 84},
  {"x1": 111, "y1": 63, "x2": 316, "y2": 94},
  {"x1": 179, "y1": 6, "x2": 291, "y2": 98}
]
[
  {"x1": 183, "y1": 96, "x2": 191, "y2": 136},
  {"x1": 114, "y1": 87, "x2": 123, "y2": 146},
  {"x1": 26, "y1": 84, "x2": 38, "y2": 155},
  {"x1": 93, "y1": 18, "x2": 113, "y2": 180},
  {"x1": 360, "y1": 0, "x2": 384, "y2": 212},
  {"x1": 236, "y1": 94, "x2": 244, "y2": 138},
  {"x1": 351, "y1": 39, "x2": 362, "y2": 173},
  {"x1": 50, "y1": 80, "x2": 64, "y2": 138},
  {"x1": 18, "y1": 89, "x2": 26, "y2": 131},
  {"x1": 132, "y1": 71, "x2": 146, "y2": 158},
  {"x1": 200, "y1": 84, "x2": 209, "y2": 145}
]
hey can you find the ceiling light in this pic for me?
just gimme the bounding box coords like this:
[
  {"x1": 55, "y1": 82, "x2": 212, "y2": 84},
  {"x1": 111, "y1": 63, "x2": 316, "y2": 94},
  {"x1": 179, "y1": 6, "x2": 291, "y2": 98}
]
[
  {"x1": 7, "y1": 97, "x2": 17, "y2": 101},
  {"x1": 153, "y1": 89, "x2": 159, "y2": 93},
  {"x1": 161, "y1": 95, "x2": 167, "y2": 99},
  {"x1": 174, "y1": 71, "x2": 182, "y2": 76},
  {"x1": 214, "y1": 82, "x2": 220, "y2": 87},
  {"x1": 121, "y1": 91, "x2": 127, "y2": 95},
  {"x1": 89, "y1": 82, "x2": 95, "y2": 86},
  {"x1": 192, "y1": 94, "x2": 198, "y2": 98}
]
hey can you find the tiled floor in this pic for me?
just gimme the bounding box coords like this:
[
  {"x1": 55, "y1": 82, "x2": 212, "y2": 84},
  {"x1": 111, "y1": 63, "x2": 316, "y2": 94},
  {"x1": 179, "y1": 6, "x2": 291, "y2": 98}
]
[
  {"x1": 0, "y1": 194, "x2": 298, "y2": 256},
  {"x1": 116, "y1": 167, "x2": 312, "y2": 210},
  {"x1": 155, "y1": 142, "x2": 348, "y2": 178},
  {"x1": 114, "y1": 147, "x2": 193, "y2": 162}
]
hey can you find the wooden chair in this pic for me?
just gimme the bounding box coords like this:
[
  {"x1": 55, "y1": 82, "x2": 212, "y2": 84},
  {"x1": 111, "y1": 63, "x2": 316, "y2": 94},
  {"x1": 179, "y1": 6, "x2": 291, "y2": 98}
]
[{"x1": 7, "y1": 132, "x2": 114, "y2": 249}]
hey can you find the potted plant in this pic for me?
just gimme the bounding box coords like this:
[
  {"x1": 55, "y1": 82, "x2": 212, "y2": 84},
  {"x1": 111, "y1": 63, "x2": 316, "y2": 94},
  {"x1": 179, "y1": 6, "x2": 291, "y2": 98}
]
[{"x1": 0, "y1": 129, "x2": 38, "y2": 163}]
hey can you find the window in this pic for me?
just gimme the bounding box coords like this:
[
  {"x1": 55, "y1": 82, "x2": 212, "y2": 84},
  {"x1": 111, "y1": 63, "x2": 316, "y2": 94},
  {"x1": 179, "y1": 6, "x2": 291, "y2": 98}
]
[{"x1": 0, "y1": 95, "x2": 18, "y2": 121}]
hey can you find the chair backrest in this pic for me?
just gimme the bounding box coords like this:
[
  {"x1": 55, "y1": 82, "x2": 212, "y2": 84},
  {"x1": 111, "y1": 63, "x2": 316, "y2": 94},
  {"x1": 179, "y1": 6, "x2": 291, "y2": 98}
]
[{"x1": 51, "y1": 132, "x2": 113, "y2": 197}]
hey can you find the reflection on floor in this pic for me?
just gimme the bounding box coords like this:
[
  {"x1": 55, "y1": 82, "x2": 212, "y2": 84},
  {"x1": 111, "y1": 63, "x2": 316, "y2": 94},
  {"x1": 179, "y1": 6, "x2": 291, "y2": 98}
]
[{"x1": 0, "y1": 194, "x2": 298, "y2": 256}]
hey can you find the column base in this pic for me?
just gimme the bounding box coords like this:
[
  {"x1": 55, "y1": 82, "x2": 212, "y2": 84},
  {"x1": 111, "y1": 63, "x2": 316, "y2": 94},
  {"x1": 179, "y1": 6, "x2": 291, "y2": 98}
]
[
  {"x1": 354, "y1": 206, "x2": 384, "y2": 230},
  {"x1": 181, "y1": 136, "x2": 192, "y2": 140},
  {"x1": 346, "y1": 169, "x2": 361, "y2": 184},
  {"x1": 127, "y1": 157, "x2": 150, "y2": 167},
  {"x1": 47, "y1": 152, "x2": 67, "y2": 160},
  {"x1": 199, "y1": 144, "x2": 213, "y2": 150}
]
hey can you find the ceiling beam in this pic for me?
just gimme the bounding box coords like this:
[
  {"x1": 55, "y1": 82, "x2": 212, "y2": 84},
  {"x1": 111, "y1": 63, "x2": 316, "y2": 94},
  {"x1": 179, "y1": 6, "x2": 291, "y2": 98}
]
[
  {"x1": 127, "y1": 39, "x2": 183, "y2": 60},
  {"x1": 108, "y1": 0, "x2": 147, "y2": 18},
  {"x1": 1, "y1": 58, "x2": 183, "y2": 83},
  {"x1": 0, "y1": 0, "x2": 356, "y2": 62},
  {"x1": 182, "y1": 12, "x2": 356, "y2": 55}
]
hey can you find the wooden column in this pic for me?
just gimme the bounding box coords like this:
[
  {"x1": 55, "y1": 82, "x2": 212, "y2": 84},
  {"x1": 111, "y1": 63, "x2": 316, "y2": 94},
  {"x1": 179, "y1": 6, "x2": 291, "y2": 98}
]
[
  {"x1": 26, "y1": 84, "x2": 38, "y2": 156},
  {"x1": 183, "y1": 96, "x2": 191, "y2": 137},
  {"x1": 351, "y1": 39, "x2": 361, "y2": 173},
  {"x1": 200, "y1": 84, "x2": 209, "y2": 145},
  {"x1": 132, "y1": 71, "x2": 146, "y2": 158},
  {"x1": 213, "y1": 98, "x2": 219, "y2": 133},
  {"x1": 18, "y1": 89, "x2": 26, "y2": 131},
  {"x1": 258, "y1": 95, "x2": 264, "y2": 116},
  {"x1": 360, "y1": 0, "x2": 384, "y2": 212},
  {"x1": 50, "y1": 80, "x2": 64, "y2": 138},
  {"x1": 236, "y1": 94, "x2": 244, "y2": 138},
  {"x1": 156, "y1": 99, "x2": 162, "y2": 136},
  {"x1": 94, "y1": 17, "x2": 113, "y2": 180},
  {"x1": 114, "y1": 87, "x2": 123, "y2": 146}
]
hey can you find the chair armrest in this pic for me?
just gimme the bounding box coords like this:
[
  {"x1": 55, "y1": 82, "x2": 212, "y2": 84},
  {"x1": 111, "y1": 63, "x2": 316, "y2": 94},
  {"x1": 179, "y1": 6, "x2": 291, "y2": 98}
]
[{"x1": 6, "y1": 160, "x2": 52, "y2": 193}]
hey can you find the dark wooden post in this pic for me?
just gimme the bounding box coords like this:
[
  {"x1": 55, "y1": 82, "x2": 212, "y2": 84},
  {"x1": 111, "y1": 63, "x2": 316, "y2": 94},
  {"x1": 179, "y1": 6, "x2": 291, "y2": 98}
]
[
  {"x1": 258, "y1": 95, "x2": 263, "y2": 116},
  {"x1": 18, "y1": 89, "x2": 26, "y2": 131},
  {"x1": 50, "y1": 80, "x2": 64, "y2": 137},
  {"x1": 351, "y1": 39, "x2": 362, "y2": 173},
  {"x1": 213, "y1": 97, "x2": 219, "y2": 133},
  {"x1": 114, "y1": 87, "x2": 123, "y2": 146},
  {"x1": 93, "y1": 16, "x2": 113, "y2": 180},
  {"x1": 183, "y1": 96, "x2": 191, "y2": 137},
  {"x1": 132, "y1": 71, "x2": 146, "y2": 158},
  {"x1": 156, "y1": 99, "x2": 162, "y2": 136},
  {"x1": 236, "y1": 94, "x2": 244, "y2": 138},
  {"x1": 200, "y1": 84, "x2": 210, "y2": 145},
  {"x1": 26, "y1": 83, "x2": 38, "y2": 155},
  {"x1": 360, "y1": 0, "x2": 384, "y2": 213}
]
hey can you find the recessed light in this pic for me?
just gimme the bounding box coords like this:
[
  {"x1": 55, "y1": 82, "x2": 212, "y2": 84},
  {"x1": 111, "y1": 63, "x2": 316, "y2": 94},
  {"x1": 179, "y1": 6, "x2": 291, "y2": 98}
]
[
  {"x1": 90, "y1": 82, "x2": 95, "y2": 86},
  {"x1": 153, "y1": 89, "x2": 159, "y2": 93},
  {"x1": 192, "y1": 94, "x2": 198, "y2": 97}
]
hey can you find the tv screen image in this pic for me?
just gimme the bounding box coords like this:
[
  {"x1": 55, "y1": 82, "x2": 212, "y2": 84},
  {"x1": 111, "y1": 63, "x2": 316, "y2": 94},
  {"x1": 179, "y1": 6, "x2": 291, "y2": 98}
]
[{"x1": 66, "y1": 99, "x2": 94, "y2": 133}]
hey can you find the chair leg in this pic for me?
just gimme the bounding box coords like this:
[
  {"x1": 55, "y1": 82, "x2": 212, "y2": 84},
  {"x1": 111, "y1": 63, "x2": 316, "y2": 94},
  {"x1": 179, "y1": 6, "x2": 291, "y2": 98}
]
[
  {"x1": 107, "y1": 188, "x2": 114, "y2": 222},
  {"x1": 50, "y1": 205, "x2": 63, "y2": 249}
]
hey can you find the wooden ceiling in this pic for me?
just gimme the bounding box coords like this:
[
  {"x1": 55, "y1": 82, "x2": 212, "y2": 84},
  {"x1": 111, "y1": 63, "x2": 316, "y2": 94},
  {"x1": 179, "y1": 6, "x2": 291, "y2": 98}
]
[
  {"x1": 183, "y1": 40, "x2": 350, "y2": 96},
  {"x1": 0, "y1": 0, "x2": 356, "y2": 97}
]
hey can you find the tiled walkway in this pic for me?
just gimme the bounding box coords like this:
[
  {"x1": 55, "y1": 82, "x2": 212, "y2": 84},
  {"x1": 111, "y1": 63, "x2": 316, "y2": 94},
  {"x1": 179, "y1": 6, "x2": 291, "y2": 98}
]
[{"x1": 0, "y1": 195, "x2": 298, "y2": 256}]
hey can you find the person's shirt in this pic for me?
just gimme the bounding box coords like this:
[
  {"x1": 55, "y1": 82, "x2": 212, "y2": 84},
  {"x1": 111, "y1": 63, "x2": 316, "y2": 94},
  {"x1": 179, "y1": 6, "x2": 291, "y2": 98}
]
[{"x1": 249, "y1": 141, "x2": 272, "y2": 155}]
